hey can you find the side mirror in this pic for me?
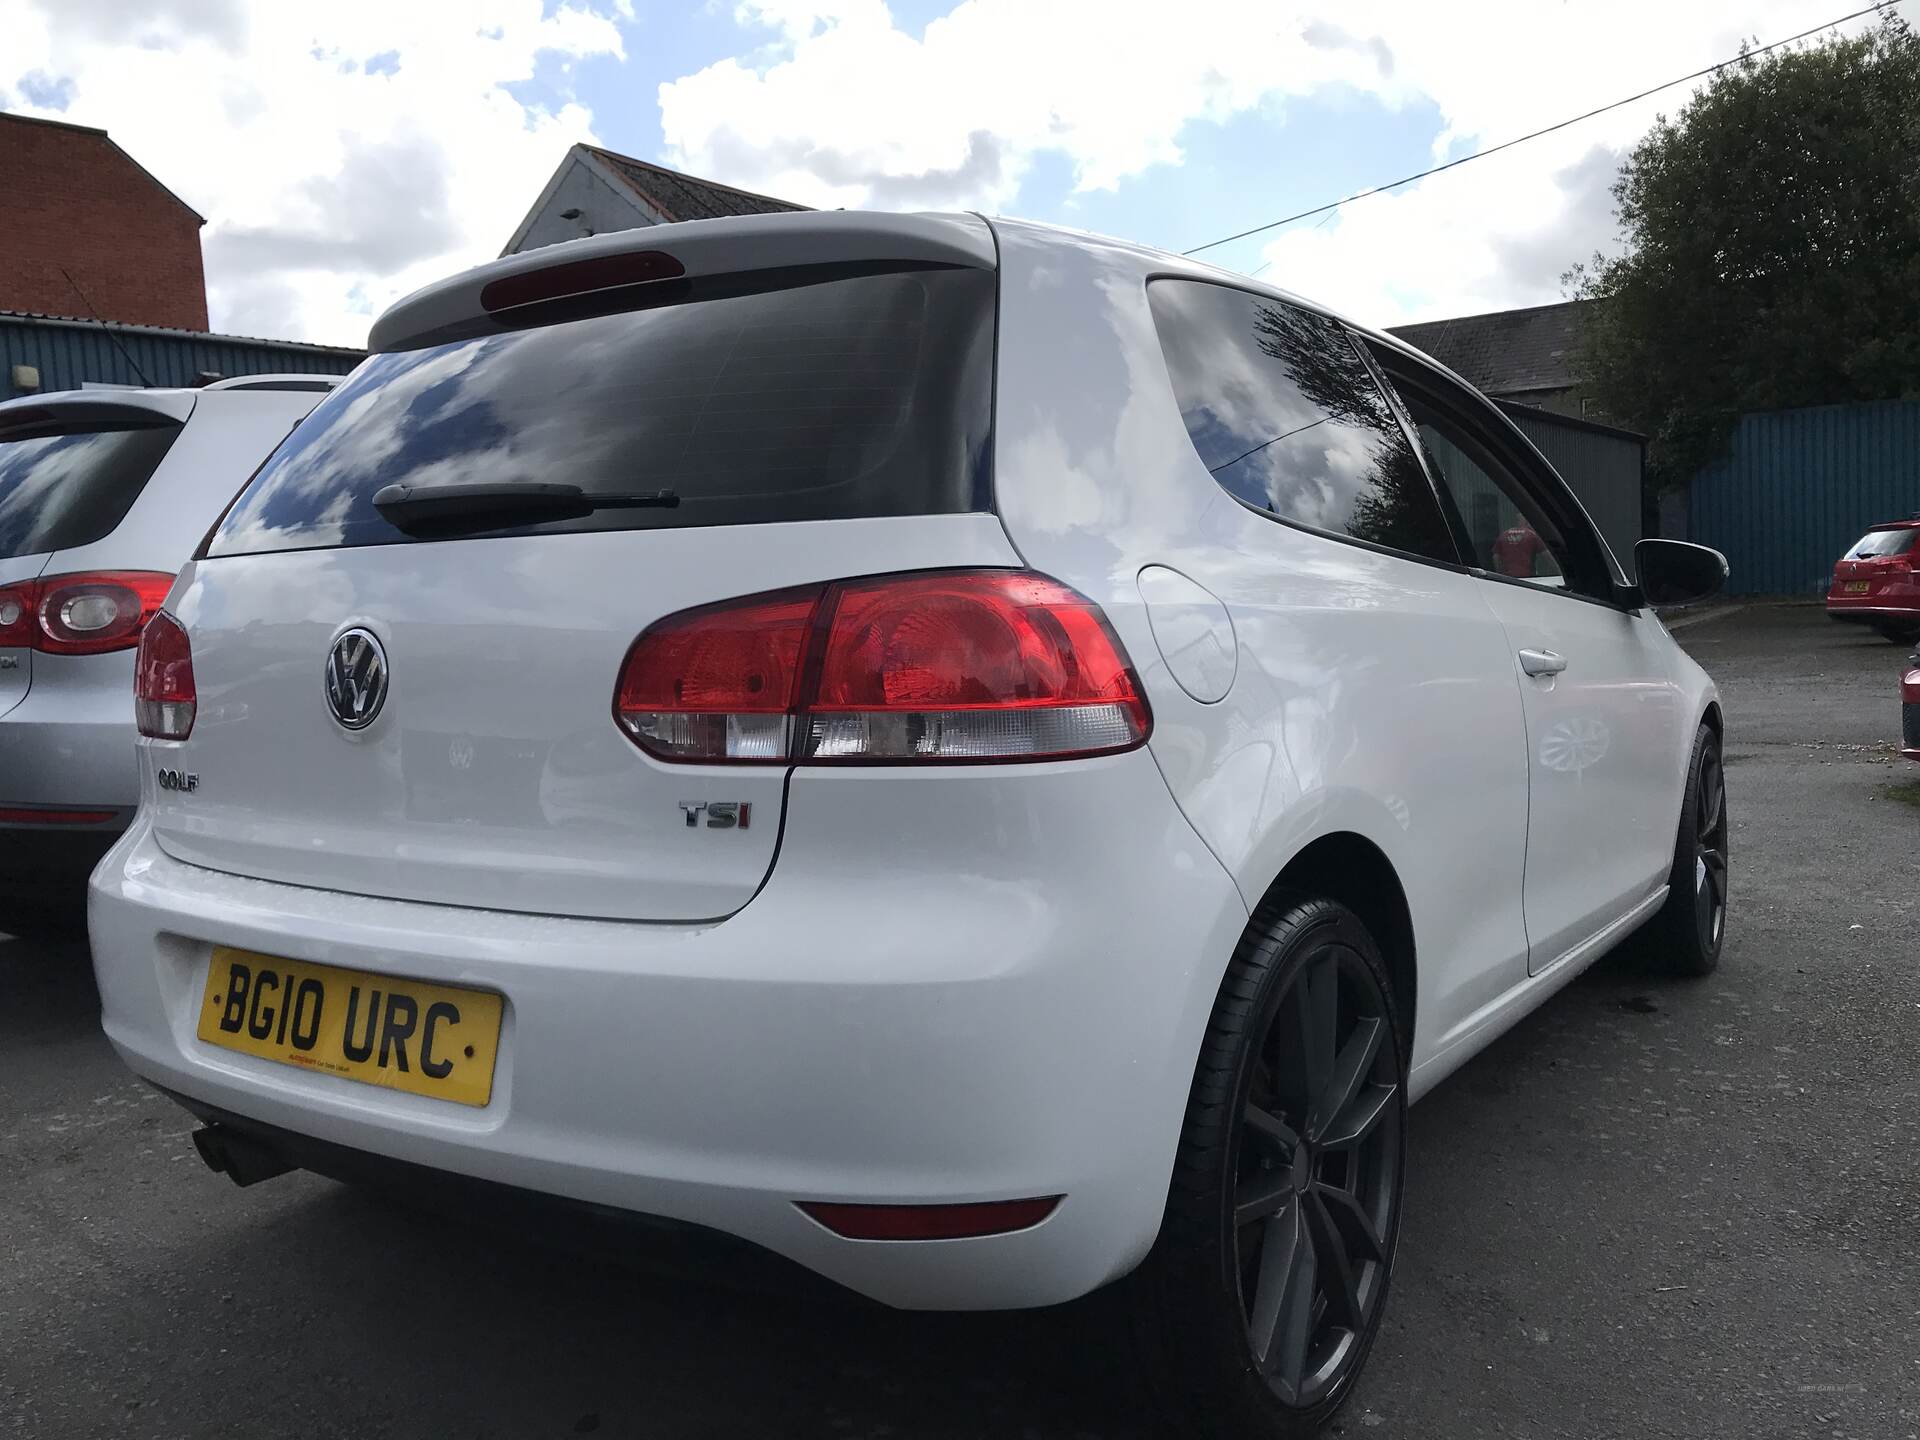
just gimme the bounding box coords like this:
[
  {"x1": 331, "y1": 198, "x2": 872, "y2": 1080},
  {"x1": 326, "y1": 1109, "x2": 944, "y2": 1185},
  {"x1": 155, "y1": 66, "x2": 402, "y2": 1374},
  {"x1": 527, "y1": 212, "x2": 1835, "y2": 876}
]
[{"x1": 1634, "y1": 539, "x2": 1728, "y2": 608}]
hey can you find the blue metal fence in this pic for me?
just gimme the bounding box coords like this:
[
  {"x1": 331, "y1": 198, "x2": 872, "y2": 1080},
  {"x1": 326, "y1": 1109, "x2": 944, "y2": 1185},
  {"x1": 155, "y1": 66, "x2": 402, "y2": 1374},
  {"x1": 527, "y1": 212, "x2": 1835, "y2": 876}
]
[
  {"x1": 2, "y1": 311, "x2": 362, "y2": 400},
  {"x1": 1689, "y1": 399, "x2": 1920, "y2": 595}
]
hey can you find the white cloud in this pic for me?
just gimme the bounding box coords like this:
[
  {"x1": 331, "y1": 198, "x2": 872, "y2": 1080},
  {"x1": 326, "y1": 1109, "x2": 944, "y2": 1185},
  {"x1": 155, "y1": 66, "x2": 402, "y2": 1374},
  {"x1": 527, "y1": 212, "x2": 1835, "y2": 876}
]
[
  {"x1": 662, "y1": 0, "x2": 1394, "y2": 210},
  {"x1": 0, "y1": 0, "x2": 623, "y2": 345},
  {"x1": 3, "y1": 0, "x2": 1904, "y2": 347},
  {"x1": 662, "y1": 0, "x2": 1906, "y2": 324}
]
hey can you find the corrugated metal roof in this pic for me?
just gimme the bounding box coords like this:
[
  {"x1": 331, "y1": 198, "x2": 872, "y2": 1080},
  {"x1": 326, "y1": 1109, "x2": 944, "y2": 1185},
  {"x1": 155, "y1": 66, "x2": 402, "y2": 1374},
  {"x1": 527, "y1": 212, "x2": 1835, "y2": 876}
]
[
  {"x1": 584, "y1": 147, "x2": 809, "y2": 223},
  {"x1": 1390, "y1": 300, "x2": 1598, "y2": 398},
  {"x1": 2, "y1": 312, "x2": 362, "y2": 401},
  {"x1": 0, "y1": 309, "x2": 362, "y2": 356}
]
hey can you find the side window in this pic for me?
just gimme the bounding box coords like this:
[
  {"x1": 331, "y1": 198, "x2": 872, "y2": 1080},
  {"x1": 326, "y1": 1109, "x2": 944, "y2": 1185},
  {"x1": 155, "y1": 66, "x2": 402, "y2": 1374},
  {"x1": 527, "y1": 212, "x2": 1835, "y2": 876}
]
[
  {"x1": 1412, "y1": 417, "x2": 1570, "y2": 589},
  {"x1": 1147, "y1": 279, "x2": 1460, "y2": 566}
]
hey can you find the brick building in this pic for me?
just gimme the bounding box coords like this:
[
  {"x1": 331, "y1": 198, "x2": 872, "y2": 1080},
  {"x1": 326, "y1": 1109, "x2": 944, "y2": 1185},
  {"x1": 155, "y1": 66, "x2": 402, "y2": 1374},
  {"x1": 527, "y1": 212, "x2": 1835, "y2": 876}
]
[{"x1": 1, "y1": 112, "x2": 209, "y2": 331}]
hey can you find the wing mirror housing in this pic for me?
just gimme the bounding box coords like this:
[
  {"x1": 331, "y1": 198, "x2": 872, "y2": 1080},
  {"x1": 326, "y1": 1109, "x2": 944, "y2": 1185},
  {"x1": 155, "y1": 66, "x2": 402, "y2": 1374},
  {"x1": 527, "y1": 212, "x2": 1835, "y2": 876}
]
[{"x1": 1633, "y1": 539, "x2": 1729, "y2": 608}]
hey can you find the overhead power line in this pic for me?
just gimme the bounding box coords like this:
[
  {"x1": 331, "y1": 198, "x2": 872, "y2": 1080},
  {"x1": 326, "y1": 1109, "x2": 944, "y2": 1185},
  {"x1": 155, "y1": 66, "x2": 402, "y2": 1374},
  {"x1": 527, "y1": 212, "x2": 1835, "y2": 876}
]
[{"x1": 1180, "y1": 0, "x2": 1903, "y2": 257}]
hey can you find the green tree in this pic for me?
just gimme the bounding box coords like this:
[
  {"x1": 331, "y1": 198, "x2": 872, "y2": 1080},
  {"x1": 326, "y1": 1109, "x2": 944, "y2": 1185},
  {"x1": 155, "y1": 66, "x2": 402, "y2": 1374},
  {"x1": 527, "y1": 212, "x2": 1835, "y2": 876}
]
[{"x1": 1569, "y1": 13, "x2": 1920, "y2": 487}]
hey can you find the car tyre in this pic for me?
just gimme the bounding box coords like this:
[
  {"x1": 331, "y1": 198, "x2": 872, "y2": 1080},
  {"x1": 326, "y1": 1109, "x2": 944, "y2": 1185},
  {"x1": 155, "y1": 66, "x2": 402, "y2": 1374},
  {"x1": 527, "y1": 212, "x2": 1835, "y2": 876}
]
[
  {"x1": 1640, "y1": 722, "x2": 1729, "y2": 976},
  {"x1": 1121, "y1": 893, "x2": 1406, "y2": 1438},
  {"x1": 1872, "y1": 621, "x2": 1920, "y2": 646}
]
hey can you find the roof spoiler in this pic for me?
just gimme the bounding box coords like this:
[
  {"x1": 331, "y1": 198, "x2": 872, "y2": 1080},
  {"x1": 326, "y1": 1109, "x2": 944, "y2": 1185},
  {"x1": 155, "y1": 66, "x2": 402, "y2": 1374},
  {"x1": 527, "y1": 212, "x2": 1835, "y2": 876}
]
[
  {"x1": 0, "y1": 388, "x2": 196, "y2": 439},
  {"x1": 368, "y1": 210, "x2": 996, "y2": 355}
]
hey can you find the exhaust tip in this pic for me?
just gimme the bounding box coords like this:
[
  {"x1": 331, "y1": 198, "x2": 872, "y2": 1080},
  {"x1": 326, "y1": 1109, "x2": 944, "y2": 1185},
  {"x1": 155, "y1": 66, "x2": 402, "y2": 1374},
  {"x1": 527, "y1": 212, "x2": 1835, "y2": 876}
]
[{"x1": 191, "y1": 1124, "x2": 294, "y2": 1188}]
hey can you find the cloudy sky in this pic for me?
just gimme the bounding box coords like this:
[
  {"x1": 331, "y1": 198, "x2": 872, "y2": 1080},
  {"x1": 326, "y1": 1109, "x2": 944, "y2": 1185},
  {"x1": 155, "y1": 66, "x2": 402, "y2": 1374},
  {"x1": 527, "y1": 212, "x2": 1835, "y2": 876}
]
[{"x1": 0, "y1": 0, "x2": 1905, "y2": 347}]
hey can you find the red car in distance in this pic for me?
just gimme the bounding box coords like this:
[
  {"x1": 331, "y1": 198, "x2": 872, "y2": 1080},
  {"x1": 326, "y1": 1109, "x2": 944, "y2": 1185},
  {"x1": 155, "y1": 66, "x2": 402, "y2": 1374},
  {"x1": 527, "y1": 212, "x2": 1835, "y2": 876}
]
[{"x1": 1827, "y1": 518, "x2": 1920, "y2": 644}]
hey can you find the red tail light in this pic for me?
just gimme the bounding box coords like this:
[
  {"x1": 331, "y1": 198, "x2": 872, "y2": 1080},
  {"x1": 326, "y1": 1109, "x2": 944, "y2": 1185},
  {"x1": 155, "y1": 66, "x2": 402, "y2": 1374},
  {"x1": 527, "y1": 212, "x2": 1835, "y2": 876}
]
[
  {"x1": 135, "y1": 611, "x2": 196, "y2": 740},
  {"x1": 0, "y1": 584, "x2": 29, "y2": 648},
  {"x1": 0, "y1": 571, "x2": 173, "y2": 655},
  {"x1": 614, "y1": 570, "x2": 1150, "y2": 765},
  {"x1": 612, "y1": 587, "x2": 820, "y2": 762}
]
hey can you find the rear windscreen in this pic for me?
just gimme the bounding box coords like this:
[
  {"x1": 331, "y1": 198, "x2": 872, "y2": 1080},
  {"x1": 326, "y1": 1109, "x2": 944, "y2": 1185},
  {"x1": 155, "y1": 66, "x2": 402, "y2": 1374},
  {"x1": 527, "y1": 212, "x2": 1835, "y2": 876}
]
[
  {"x1": 207, "y1": 264, "x2": 996, "y2": 556},
  {"x1": 1847, "y1": 528, "x2": 1917, "y2": 558},
  {"x1": 0, "y1": 423, "x2": 183, "y2": 561}
]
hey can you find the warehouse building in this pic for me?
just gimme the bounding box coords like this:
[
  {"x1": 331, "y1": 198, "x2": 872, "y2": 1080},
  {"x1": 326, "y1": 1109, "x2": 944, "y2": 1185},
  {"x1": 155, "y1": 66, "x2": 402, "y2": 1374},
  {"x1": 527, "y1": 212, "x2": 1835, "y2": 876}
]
[
  {"x1": 1390, "y1": 299, "x2": 1603, "y2": 421},
  {"x1": 1391, "y1": 299, "x2": 1645, "y2": 559},
  {"x1": 1, "y1": 310, "x2": 360, "y2": 401}
]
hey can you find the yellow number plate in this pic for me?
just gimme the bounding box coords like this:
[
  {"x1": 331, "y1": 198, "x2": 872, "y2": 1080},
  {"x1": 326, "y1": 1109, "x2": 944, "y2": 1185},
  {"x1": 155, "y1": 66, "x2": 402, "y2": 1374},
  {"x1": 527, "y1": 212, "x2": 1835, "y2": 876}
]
[
  {"x1": 197, "y1": 948, "x2": 503, "y2": 1108},
  {"x1": 1845, "y1": 580, "x2": 1871, "y2": 592}
]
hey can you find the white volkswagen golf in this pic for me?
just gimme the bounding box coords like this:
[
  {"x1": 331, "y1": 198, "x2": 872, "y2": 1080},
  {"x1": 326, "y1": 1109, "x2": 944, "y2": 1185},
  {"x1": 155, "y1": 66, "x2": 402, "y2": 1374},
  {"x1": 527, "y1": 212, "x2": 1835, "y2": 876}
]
[{"x1": 90, "y1": 212, "x2": 1729, "y2": 1436}]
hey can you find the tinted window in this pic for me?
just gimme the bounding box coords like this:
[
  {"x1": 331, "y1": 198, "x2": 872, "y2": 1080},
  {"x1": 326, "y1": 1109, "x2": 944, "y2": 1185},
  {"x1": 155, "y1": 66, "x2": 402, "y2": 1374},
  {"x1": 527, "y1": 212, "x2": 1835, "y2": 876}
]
[
  {"x1": 1147, "y1": 279, "x2": 1458, "y2": 565},
  {"x1": 0, "y1": 423, "x2": 183, "y2": 561},
  {"x1": 209, "y1": 265, "x2": 995, "y2": 556},
  {"x1": 1413, "y1": 419, "x2": 1569, "y2": 588},
  {"x1": 1848, "y1": 528, "x2": 1917, "y2": 558}
]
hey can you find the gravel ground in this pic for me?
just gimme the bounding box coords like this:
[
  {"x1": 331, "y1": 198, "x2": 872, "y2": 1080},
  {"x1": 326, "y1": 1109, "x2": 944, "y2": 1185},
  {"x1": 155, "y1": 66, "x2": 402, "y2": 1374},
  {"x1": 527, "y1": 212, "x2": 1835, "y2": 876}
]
[{"x1": 3, "y1": 602, "x2": 1915, "y2": 1439}]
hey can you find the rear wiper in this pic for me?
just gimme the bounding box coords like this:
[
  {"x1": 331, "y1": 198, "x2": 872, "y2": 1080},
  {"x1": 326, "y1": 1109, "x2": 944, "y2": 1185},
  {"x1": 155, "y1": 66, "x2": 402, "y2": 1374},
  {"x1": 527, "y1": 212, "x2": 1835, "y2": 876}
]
[{"x1": 371, "y1": 481, "x2": 679, "y2": 536}]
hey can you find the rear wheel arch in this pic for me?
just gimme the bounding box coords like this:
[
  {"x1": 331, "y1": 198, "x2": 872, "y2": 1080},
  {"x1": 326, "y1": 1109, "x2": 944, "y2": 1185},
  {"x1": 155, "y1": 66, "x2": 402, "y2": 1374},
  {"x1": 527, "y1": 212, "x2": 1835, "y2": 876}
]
[
  {"x1": 1253, "y1": 833, "x2": 1416, "y2": 1065},
  {"x1": 1691, "y1": 702, "x2": 1724, "y2": 816}
]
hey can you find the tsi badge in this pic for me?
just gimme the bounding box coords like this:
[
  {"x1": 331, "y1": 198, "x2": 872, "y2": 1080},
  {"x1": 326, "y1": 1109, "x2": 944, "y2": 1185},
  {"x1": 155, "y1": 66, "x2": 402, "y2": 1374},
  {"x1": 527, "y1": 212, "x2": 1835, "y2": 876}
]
[
  {"x1": 677, "y1": 801, "x2": 751, "y2": 830},
  {"x1": 157, "y1": 768, "x2": 199, "y2": 793}
]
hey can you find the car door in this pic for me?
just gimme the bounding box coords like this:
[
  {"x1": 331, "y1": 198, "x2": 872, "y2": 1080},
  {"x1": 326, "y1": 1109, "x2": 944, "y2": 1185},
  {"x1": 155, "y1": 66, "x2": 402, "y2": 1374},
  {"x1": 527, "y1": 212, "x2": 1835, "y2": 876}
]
[{"x1": 1373, "y1": 353, "x2": 1687, "y2": 974}]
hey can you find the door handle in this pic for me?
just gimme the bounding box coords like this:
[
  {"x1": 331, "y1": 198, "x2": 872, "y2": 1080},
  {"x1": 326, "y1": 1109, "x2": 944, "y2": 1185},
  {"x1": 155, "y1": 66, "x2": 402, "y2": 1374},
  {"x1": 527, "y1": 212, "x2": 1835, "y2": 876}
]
[{"x1": 1519, "y1": 648, "x2": 1568, "y2": 677}]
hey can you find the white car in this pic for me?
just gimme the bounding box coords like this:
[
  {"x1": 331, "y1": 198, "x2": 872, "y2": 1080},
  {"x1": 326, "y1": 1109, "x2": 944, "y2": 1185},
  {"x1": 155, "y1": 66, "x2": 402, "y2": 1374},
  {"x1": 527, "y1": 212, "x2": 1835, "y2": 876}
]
[
  {"x1": 0, "y1": 377, "x2": 335, "y2": 914},
  {"x1": 89, "y1": 214, "x2": 1728, "y2": 1436}
]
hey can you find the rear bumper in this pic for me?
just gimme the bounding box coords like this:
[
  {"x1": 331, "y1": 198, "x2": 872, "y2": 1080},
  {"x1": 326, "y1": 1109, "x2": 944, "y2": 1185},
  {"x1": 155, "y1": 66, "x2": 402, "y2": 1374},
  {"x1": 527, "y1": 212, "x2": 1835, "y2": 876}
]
[
  {"x1": 1827, "y1": 602, "x2": 1920, "y2": 619},
  {"x1": 166, "y1": 1090, "x2": 862, "y2": 1303},
  {"x1": 1825, "y1": 584, "x2": 1920, "y2": 622},
  {"x1": 88, "y1": 752, "x2": 1248, "y2": 1310}
]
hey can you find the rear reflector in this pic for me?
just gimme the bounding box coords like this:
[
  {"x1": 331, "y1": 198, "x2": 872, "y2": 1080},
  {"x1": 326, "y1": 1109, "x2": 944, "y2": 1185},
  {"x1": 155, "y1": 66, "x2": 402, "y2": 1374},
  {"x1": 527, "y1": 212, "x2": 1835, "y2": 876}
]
[
  {"x1": 614, "y1": 570, "x2": 1150, "y2": 765},
  {"x1": 0, "y1": 571, "x2": 173, "y2": 655},
  {"x1": 135, "y1": 611, "x2": 196, "y2": 740},
  {"x1": 797, "y1": 1196, "x2": 1062, "y2": 1241},
  {"x1": 0, "y1": 807, "x2": 118, "y2": 825}
]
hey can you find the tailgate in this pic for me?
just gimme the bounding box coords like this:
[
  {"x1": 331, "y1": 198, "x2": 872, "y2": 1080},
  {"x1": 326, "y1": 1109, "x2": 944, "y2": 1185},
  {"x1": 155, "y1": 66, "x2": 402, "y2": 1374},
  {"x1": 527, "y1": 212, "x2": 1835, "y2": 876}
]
[
  {"x1": 150, "y1": 217, "x2": 1003, "y2": 922},
  {"x1": 153, "y1": 516, "x2": 1020, "y2": 920}
]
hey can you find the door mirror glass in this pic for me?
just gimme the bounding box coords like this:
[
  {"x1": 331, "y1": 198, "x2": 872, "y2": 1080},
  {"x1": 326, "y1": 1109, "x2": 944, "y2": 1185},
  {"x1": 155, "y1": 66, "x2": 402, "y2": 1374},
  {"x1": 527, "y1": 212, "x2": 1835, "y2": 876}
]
[{"x1": 1635, "y1": 539, "x2": 1728, "y2": 607}]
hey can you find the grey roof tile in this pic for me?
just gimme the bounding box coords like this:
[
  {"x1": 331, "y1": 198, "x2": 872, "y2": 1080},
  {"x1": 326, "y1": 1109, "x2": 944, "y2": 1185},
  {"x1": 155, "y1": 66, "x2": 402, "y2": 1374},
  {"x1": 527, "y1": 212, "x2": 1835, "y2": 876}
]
[
  {"x1": 1388, "y1": 299, "x2": 1598, "y2": 397},
  {"x1": 585, "y1": 147, "x2": 808, "y2": 222}
]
